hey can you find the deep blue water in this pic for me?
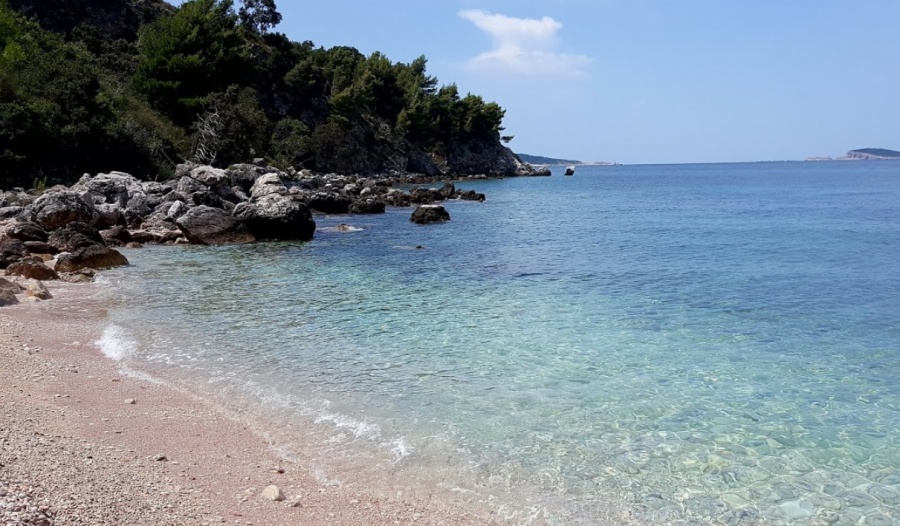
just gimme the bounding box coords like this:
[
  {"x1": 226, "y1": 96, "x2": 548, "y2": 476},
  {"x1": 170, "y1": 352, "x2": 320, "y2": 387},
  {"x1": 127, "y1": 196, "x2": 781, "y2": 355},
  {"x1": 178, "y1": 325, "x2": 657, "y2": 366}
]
[{"x1": 99, "y1": 161, "x2": 900, "y2": 525}]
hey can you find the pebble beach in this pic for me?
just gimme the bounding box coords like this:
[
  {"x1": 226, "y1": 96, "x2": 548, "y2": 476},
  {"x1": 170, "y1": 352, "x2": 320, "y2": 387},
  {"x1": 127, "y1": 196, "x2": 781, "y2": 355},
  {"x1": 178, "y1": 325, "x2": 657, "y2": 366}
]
[{"x1": 0, "y1": 281, "x2": 502, "y2": 526}]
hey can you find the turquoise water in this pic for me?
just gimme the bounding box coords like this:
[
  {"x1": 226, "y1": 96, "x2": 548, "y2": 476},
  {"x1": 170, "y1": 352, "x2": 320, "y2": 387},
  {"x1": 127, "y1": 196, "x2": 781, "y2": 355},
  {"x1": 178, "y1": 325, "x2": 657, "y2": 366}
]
[{"x1": 99, "y1": 161, "x2": 900, "y2": 525}]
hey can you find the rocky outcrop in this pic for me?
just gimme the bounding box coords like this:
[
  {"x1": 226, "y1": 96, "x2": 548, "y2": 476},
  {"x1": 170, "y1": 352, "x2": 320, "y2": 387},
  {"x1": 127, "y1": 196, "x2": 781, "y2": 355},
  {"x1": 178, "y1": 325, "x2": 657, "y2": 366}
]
[
  {"x1": 233, "y1": 195, "x2": 315, "y2": 241},
  {"x1": 411, "y1": 205, "x2": 450, "y2": 224},
  {"x1": 175, "y1": 206, "x2": 256, "y2": 245},
  {"x1": 55, "y1": 246, "x2": 129, "y2": 272}
]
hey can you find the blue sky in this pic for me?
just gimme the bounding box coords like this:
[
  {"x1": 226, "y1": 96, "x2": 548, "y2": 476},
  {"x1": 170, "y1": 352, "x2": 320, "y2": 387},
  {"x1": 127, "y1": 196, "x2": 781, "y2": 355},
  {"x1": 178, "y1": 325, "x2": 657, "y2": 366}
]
[{"x1": 205, "y1": 1, "x2": 899, "y2": 164}]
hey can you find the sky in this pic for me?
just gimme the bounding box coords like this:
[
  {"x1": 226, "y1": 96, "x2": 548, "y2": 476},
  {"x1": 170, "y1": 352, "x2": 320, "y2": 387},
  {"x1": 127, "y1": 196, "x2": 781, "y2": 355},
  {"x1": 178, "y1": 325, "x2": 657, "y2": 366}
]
[{"x1": 203, "y1": 1, "x2": 898, "y2": 164}]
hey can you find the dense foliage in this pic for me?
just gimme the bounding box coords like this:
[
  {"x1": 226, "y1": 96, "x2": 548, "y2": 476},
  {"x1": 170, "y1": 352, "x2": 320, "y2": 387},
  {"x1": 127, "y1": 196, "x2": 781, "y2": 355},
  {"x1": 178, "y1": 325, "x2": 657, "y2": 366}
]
[{"x1": 0, "y1": 0, "x2": 510, "y2": 189}]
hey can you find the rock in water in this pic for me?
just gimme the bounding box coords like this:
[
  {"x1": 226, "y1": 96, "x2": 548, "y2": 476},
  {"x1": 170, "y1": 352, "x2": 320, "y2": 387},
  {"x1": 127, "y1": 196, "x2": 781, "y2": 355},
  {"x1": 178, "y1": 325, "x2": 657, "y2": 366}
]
[
  {"x1": 5, "y1": 259, "x2": 60, "y2": 281},
  {"x1": 233, "y1": 195, "x2": 315, "y2": 241},
  {"x1": 565, "y1": 165, "x2": 576, "y2": 176},
  {"x1": 411, "y1": 205, "x2": 451, "y2": 224},
  {"x1": 55, "y1": 246, "x2": 129, "y2": 272},
  {"x1": 260, "y1": 485, "x2": 285, "y2": 502},
  {"x1": 175, "y1": 206, "x2": 256, "y2": 245},
  {"x1": 348, "y1": 198, "x2": 386, "y2": 215},
  {"x1": 28, "y1": 192, "x2": 99, "y2": 230}
]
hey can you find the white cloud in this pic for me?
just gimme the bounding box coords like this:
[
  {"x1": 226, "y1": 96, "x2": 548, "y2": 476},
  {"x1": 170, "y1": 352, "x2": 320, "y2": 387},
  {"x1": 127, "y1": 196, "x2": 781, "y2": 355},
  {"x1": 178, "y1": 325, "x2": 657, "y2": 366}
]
[{"x1": 458, "y1": 10, "x2": 592, "y2": 76}]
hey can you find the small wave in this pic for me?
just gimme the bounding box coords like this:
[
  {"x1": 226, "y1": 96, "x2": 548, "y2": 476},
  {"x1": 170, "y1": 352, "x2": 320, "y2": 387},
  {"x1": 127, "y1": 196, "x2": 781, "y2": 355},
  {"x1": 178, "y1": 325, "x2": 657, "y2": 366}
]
[
  {"x1": 387, "y1": 437, "x2": 412, "y2": 463},
  {"x1": 95, "y1": 324, "x2": 137, "y2": 361},
  {"x1": 314, "y1": 412, "x2": 381, "y2": 441}
]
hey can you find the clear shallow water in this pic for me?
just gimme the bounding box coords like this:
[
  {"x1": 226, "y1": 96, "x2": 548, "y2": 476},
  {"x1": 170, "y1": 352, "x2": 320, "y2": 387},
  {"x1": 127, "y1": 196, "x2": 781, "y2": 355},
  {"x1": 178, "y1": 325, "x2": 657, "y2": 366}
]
[{"x1": 99, "y1": 161, "x2": 900, "y2": 525}]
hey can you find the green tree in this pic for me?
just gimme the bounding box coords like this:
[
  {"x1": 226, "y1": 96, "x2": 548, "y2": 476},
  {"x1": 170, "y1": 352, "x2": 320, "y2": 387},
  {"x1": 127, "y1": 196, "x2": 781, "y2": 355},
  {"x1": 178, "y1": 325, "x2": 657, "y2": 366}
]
[{"x1": 134, "y1": 0, "x2": 246, "y2": 126}]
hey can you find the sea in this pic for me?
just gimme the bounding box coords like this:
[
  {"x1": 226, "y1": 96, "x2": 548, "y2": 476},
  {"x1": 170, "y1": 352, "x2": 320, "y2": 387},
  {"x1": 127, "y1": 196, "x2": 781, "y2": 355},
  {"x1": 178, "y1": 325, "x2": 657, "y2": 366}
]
[{"x1": 95, "y1": 161, "x2": 900, "y2": 525}]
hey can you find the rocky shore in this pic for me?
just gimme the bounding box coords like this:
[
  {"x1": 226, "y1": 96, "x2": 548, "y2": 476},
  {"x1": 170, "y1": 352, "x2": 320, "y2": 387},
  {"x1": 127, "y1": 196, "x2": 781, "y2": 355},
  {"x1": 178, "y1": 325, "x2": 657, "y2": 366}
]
[{"x1": 0, "y1": 161, "x2": 510, "y2": 306}]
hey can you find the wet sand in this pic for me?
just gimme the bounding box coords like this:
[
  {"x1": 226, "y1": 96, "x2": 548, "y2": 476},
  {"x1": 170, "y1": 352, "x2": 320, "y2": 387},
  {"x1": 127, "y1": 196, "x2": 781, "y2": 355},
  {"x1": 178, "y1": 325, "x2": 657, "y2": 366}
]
[{"x1": 0, "y1": 279, "x2": 503, "y2": 525}]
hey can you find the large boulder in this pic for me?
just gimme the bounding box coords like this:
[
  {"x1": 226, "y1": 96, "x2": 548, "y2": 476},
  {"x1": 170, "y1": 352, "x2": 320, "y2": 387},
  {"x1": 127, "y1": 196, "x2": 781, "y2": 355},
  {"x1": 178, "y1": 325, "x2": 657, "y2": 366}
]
[
  {"x1": 411, "y1": 205, "x2": 451, "y2": 224},
  {"x1": 5, "y1": 259, "x2": 59, "y2": 281},
  {"x1": 47, "y1": 223, "x2": 104, "y2": 252},
  {"x1": 94, "y1": 203, "x2": 125, "y2": 229},
  {"x1": 249, "y1": 173, "x2": 288, "y2": 198},
  {"x1": 6, "y1": 222, "x2": 48, "y2": 242},
  {"x1": 29, "y1": 192, "x2": 99, "y2": 230},
  {"x1": 190, "y1": 166, "x2": 228, "y2": 187},
  {"x1": 233, "y1": 195, "x2": 315, "y2": 241},
  {"x1": 348, "y1": 198, "x2": 386, "y2": 215},
  {"x1": 55, "y1": 246, "x2": 129, "y2": 272},
  {"x1": 304, "y1": 192, "x2": 353, "y2": 214},
  {"x1": 0, "y1": 238, "x2": 29, "y2": 268},
  {"x1": 175, "y1": 206, "x2": 256, "y2": 245},
  {"x1": 79, "y1": 172, "x2": 143, "y2": 207}
]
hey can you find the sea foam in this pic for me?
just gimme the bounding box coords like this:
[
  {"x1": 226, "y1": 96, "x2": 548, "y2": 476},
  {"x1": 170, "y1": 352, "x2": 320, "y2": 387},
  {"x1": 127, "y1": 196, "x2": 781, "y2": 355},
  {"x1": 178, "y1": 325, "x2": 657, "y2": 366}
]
[{"x1": 95, "y1": 324, "x2": 137, "y2": 361}]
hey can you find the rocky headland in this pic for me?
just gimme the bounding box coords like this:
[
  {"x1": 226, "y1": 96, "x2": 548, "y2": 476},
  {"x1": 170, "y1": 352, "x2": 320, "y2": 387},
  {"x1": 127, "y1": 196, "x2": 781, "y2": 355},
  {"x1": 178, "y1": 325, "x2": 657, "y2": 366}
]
[{"x1": 0, "y1": 159, "x2": 550, "y2": 305}]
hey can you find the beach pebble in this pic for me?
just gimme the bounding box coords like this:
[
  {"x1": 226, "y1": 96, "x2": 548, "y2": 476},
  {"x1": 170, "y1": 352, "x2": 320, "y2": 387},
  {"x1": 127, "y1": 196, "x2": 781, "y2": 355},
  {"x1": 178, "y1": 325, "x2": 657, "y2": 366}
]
[
  {"x1": 153, "y1": 454, "x2": 167, "y2": 462},
  {"x1": 124, "y1": 398, "x2": 136, "y2": 405},
  {"x1": 260, "y1": 485, "x2": 285, "y2": 502}
]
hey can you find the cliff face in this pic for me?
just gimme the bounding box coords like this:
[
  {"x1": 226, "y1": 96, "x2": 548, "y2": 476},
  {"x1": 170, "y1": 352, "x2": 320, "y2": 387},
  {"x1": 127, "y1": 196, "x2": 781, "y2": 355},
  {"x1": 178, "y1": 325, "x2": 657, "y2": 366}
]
[{"x1": 8, "y1": 0, "x2": 171, "y2": 40}]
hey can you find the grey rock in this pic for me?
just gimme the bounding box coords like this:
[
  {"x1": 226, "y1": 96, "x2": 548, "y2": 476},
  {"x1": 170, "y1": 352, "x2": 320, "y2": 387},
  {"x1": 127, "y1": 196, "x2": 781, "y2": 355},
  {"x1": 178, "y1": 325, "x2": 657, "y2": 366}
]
[
  {"x1": 0, "y1": 289, "x2": 18, "y2": 307},
  {"x1": 29, "y1": 192, "x2": 99, "y2": 230},
  {"x1": 250, "y1": 173, "x2": 287, "y2": 198},
  {"x1": 6, "y1": 222, "x2": 48, "y2": 242},
  {"x1": 411, "y1": 205, "x2": 451, "y2": 224},
  {"x1": 176, "y1": 206, "x2": 256, "y2": 245},
  {"x1": 47, "y1": 223, "x2": 104, "y2": 253},
  {"x1": 233, "y1": 194, "x2": 315, "y2": 241},
  {"x1": 6, "y1": 259, "x2": 59, "y2": 281},
  {"x1": 55, "y1": 246, "x2": 129, "y2": 272},
  {"x1": 304, "y1": 192, "x2": 352, "y2": 214},
  {"x1": 95, "y1": 203, "x2": 125, "y2": 229},
  {"x1": 0, "y1": 238, "x2": 29, "y2": 268},
  {"x1": 348, "y1": 198, "x2": 386, "y2": 215}
]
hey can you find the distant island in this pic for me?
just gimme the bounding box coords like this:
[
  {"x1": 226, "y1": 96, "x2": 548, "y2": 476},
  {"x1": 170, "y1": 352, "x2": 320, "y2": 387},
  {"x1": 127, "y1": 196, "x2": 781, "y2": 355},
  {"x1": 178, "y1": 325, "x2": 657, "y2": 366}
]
[
  {"x1": 517, "y1": 153, "x2": 617, "y2": 166},
  {"x1": 806, "y1": 148, "x2": 900, "y2": 162}
]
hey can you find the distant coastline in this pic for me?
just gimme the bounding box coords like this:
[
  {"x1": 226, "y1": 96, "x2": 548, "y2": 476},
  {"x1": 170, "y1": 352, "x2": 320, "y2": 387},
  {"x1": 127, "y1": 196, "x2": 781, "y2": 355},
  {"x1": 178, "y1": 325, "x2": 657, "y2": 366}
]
[
  {"x1": 806, "y1": 148, "x2": 900, "y2": 162},
  {"x1": 516, "y1": 153, "x2": 617, "y2": 166}
]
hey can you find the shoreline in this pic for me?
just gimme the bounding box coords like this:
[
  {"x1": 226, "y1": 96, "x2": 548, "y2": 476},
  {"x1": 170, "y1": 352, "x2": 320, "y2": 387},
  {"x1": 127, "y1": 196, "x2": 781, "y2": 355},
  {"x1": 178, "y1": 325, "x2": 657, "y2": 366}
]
[{"x1": 0, "y1": 280, "x2": 504, "y2": 525}]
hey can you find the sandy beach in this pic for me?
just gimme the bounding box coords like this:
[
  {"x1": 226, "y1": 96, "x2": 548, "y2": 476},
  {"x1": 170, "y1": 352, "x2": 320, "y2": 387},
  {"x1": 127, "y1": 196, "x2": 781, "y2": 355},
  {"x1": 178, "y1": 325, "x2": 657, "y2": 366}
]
[{"x1": 0, "y1": 279, "x2": 503, "y2": 526}]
